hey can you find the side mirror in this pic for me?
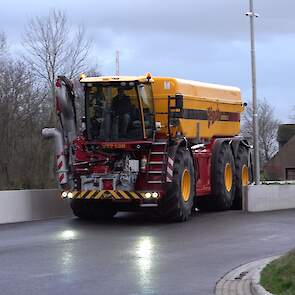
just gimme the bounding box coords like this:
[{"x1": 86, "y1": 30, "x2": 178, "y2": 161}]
[{"x1": 81, "y1": 116, "x2": 86, "y2": 134}]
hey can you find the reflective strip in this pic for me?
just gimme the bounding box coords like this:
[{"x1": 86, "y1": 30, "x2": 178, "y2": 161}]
[
  {"x1": 111, "y1": 191, "x2": 121, "y2": 200},
  {"x1": 72, "y1": 191, "x2": 80, "y2": 198},
  {"x1": 85, "y1": 190, "x2": 96, "y2": 199},
  {"x1": 58, "y1": 161, "x2": 63, "y2": 170},
  {"x1": 139, "y1": 192, "x2": 146, "y2": 198},
  {"x1": 166, "y1": 156, "x2": 174, "y2": 183},
  {"x1": 77, "y1": 191, "x2": 87, "y2": 199},
  {"x1": 64, "y1": 190, "x2": 148, "y2": 200},
  {"x1": 167, "y1": 167, "x2": 173, "y2": 177},
  {"x1": 182, "y1": 109, "x2": 241, "y2": 122},
  {"x1": 119, "y1": 191, "x2": 131, "y2": 200},
  {"x1": 95, "y1": 190, "x2": 106, "y2": 199},
  {"x1": 166, "y1": 176, "x2": 172, "y2": 183},
  {"x1": 59, "y1": 174, "x2": 65, "y2": 183},
  {"x1": 129, "y1": 192, "x2": 140, "y2": 199}
]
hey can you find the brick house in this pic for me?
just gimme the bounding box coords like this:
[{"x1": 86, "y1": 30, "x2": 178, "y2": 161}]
[{"x1": 264, "y1": 124, "x2": 295, "y2": 180}]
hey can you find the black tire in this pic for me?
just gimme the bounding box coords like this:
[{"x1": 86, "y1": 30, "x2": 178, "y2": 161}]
[
  {"x1": 71, "y1": 200, "x2": 88, "y2": 219},
  {"x1": 71, "y1": 200, "x2": 117, "y2": 220},
  {"x1": 211, "y1": 143, "x2": 235, "y2": 210},
  {"x1": 159, "y1": 147, "x2": 195, "y2": 222},
  {"x1": 232, "y1": 145, "x2": 250, "y2": 210}
]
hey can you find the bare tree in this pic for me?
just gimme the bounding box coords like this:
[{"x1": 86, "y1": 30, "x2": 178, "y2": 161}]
[
  {"x1": 0, "y1": 32, "x2": 7, "y2": 55},
  {"x1": 0, "y1": 14, "x2": 97, "y2": 190},
  {"x1": 0, "y1": 32, "x2": 8, "y2": 65},
  {"x1": 22, "y1": 10, "x2": 92, "y2": 111},
  {"x1": 0, "y1": 55, "x2": 53, "y2": 189},
  {"x1": 241, "y1": 98, "x2": 280, "y2": 164},
  {"x1": 22, "y1": 10, "x2": 94, "y2": 184}
]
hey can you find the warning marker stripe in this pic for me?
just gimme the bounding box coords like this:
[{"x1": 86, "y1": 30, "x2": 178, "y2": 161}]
[
  {"x1": 61, "y1": 190, "x2": 148, "y2": 201},
  {"x1": 166, "y1": 156, "x2": 174, "y2": 183}
]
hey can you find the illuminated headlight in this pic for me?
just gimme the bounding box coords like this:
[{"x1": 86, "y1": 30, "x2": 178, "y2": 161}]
[
  {"x1": 61, "y1": 191, "x2": 68, "y2": 199},
  {"x1": 152, "y1": 192, "x2": 159, "y2": 199},
  {"x1": 145, "y1": 192, "x2": 152, "y2": 199},
  {"x1": 67, "y1": 192, "x2": 74, "y2": 199}
]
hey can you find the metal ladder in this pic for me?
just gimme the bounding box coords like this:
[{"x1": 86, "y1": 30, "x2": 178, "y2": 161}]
[{"x1": 146, "y1": 141, "x2": 168, "y2": 185}]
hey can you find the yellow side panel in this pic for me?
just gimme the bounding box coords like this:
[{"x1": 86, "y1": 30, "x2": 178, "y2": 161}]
[
  {"x1": 178, "y1": 120, "x2": 241, "y2": 139},
  {"x1": 151, "y1": 77, "x2": 244, "y2": 139}
]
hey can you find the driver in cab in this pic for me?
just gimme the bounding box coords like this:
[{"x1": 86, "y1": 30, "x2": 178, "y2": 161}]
[{"x1": 112, "y1": 88, "x2": 132, "y2": 136}]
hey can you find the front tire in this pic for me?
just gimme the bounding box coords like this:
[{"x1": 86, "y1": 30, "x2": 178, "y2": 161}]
[{"x1": 159, "y1": 147, "x2": 195, "y2": 222}]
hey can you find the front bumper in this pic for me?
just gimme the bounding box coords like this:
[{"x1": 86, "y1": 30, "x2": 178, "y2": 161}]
[{"x1": 61, "y1": 190, "x2": 159, "y2": 202}]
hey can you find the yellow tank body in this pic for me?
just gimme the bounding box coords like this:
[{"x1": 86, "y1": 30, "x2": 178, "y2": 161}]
[
  {"x1": 152, "y1": 77, "x2": 244, "y2": 140},
  {"x1": 80, "y1": 74, "x2": 244, "y2": 141}
]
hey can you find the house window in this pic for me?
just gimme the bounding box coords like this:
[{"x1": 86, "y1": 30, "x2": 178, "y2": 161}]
[{"x1": 286, "y1": 168, "x2": 295, "y2": 180}]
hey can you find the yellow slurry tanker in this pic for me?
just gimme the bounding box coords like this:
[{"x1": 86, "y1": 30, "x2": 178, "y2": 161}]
[{"x1": 43, "y1": 73, "x2": 252, "y2": 221}]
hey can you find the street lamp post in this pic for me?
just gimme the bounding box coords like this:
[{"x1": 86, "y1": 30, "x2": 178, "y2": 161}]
[{"x1": 246, "y1": 0, "x2": 260, "y2": 184}]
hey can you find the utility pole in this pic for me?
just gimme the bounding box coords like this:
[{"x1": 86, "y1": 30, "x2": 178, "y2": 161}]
[
  {"x1": 246, "y1": 0, "x2": 260, "y2": 184},
  {"x1": 115, "y1": 50, "x2": 120, "y2": 76}
]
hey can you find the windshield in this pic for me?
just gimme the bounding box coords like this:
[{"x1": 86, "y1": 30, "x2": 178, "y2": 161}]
[{"x1": 85, "y1": 82, "x2": 154, "y2": 141}]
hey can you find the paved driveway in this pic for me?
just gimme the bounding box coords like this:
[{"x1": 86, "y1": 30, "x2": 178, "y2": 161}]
[{"x1": 1, "y1": 210, "x2": 295, "y2": 295}]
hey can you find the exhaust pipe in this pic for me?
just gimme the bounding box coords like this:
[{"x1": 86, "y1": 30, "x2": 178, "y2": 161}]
[
  {"x1": 42, "y1": 76, "x2": 77, "y2": 188},
  {"x1": 55, "y1": 76, "x2": 77, "y2": 144},
  {"x1": 42, "y1": 128, "x2": 69, "y2": 185}
]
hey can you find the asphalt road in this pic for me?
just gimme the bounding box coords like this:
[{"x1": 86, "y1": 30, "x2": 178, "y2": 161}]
[{"x1": 1, "y1": 210, "x2": 295, "y2": 295}]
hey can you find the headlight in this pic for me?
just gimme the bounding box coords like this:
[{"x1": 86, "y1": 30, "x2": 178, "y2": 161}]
[
  {"x1": 61, "y1": 191, "x2": 68, "y2": 198},
  {"x1": 152, "y1": 192, "x2": 158, "y2": 199},
  {"x1": 145, "y1": 192, "x2": 152, "y2": 199},
  {"x1": 67, "y1": 192, "x2": 74, "y2": 199}
]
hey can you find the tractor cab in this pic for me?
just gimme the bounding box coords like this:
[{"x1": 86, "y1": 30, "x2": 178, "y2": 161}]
[{"x1": 81, "y1": 75, "x2": 155, "y2": 142}]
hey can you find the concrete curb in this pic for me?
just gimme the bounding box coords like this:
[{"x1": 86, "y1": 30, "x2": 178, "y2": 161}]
[
  {"x1": 250, "y1": 261, "x2": 275, "y2": 295},
  {"x1": 215, "y1": 256, "x2": 279, "y2": 295}
]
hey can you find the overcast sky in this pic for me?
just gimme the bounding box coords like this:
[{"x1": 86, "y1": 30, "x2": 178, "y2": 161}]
[{"x1": 1, "y1": 0, "x2": 294, "y2": 121}]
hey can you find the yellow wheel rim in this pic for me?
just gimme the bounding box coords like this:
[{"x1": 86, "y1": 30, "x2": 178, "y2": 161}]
[
  {"x1": 181, "y1": 168, "x2": 191, "y2": 202},
  {"x1": 224, "y1": 163, "x2": 233, "y2": 192},
  {"x1": 242, "y1": 165, "x2": 249, "y2": 186}
]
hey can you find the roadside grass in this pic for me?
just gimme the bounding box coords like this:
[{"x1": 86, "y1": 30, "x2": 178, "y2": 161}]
[{"x1": 261, "y1": 250, "x2": 295, "y2": 295}]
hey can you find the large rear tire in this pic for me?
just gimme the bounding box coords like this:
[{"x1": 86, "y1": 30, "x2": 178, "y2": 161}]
[
  {"x1": 159, "y1": 147, "x2": 195, "y2": 222},
  {"x1": 71, "y1": 200, "x2": 117, "y2": 220},
  {"x1": 210, "y1": 143, "x2": 236, "y2": 211},
  {"x1": 232, "y1": 145, "x2": 250, "y2": 210}
]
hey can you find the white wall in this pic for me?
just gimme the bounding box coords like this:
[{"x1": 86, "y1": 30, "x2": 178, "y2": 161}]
[
  {"x1": 244, "y1": 184, "x2": 295, "y2": 212},
  {"x1": 2, "y1": 185, "x2": 295, "y2": 224},
  {"x1": 0, "y1": 190, "x2": 73, "y2": 224}
]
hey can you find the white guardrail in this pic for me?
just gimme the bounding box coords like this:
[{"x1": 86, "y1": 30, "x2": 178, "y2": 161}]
[
  {"x1": 0, "y1": 184, "x2": 295, "y2": 224},
  {"x1": 0, "y1": 189, "x2": 72, "y2": 224}
]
